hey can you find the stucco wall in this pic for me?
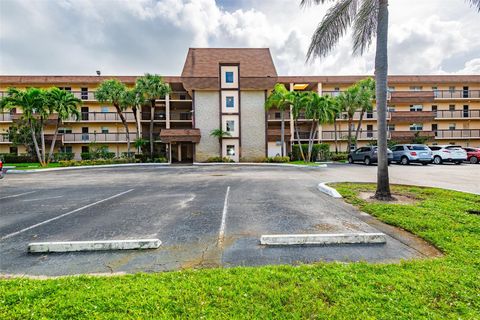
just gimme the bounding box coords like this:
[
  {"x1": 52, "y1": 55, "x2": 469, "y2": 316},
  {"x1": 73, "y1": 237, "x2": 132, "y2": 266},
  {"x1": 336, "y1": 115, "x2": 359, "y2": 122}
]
[
  {"x1": 195, "y1": 91, "x2": 220, "y2": 162},
  {"x1": 240, "y1": 91, "x2": 266, "y2": 161}
]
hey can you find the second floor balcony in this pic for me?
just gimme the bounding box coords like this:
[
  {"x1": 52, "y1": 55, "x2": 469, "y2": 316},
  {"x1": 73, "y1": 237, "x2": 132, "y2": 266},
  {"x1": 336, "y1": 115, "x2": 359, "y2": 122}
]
[
  {"x1": 434, "y1": 90, "x2": 480, "y2": 99},
  {"x1": 65, "y1": 112, "x2": 136, "y2": 122},
  {"x1": 435, "y1": 110, "x2": 480, "y2": 119},
  {"x1": 62, "y1": 132, "x2": 137, "y2": 143},
  {"x1": 321, "y1": 130, "x2": 389, "y2": 141},
  {"x1": 0, "y1": 113, "x2": 12, "y2": 122},
  {"x1": 435, "y1": 129, "x2": 480, "y2": 139}
]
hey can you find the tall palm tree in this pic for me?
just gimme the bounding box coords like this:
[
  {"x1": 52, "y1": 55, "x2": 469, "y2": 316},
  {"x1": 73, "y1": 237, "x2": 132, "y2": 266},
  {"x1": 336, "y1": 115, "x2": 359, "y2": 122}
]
[
  {"x1": 121, "y1": 88, "x2": 144, "y2": 141},
  {"x1": 135, "y1": 74, "x2": 171, "y2": 158},
  {"x1": 209, "y1": 128, "x2": 231, "y2": 157},
  {"x1": 45, "y1": 87, "x2": 81, "y2": 163},
  {"x1": 354, "y1": 78, "x2": 375, "y2": 143},
  {"x1": 287, "y1": 90, "x2": 310, "y2": 162},
  {"x1": 302, "y1": 0, "x2": 480, "y2": 200},
  {"x1": 3, "y1": 87, "x2": 48, "y2": 165},
  {"x1": 96, "y1": 79, "x2": 132, "y2": 155},
  {"x1": 265, "y1": 83, "x2": 291, "y2": 157},
  {"x1": 336, "y1": 87, "x2": 361, "y2": 152}
]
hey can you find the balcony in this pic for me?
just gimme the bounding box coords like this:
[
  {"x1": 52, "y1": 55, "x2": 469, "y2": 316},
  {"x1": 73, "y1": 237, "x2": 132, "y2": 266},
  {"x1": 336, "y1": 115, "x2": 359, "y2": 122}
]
[
  {"x1": 389, "y1": 91, "x2": 435, "y2": 104},
  {"x1": 62, "y1": 132, "x2": 137, "y2": 143},
  {"x1": 267, "y1": 111, "x2": 291, "y2": 121},
  {"x1": 294, "y1": 131, "x2": 319, "y2": 140},
  {"x1": 390, "y1": 111, "x2": 436, "y2": 124},
  {"x1": 267, "y1": 129, "x2": 291, "y2": 142},
  {"x1": 170, "y1": 111, "x2": 193, "y2": 121},
  {"x1": 434, "y1": 90, "x2": 480, "y2": 99},
  {"x1": 390, "y1": 131, "x2": 435, "y2": 142},
  {"x1": 321, "y1": 130, "x2": 388, "y2": 140},
  {"x1": 435, "y1": 110, "x2": 480, "y2": 119},
  {"x1": 65, "y1": 112, "x2": 136, "y2": 122},
  {"x1": 141, "y1": 112, "x2": 167, "y2": 121},
  {"x1": 435, "y1": 129, "x2": 480, "y2": 139},
  {"x1": 0, "y1": 113, "x2": 12, "y2": 122},
  {"x1": 336, "y1": 111, "x2": 391, "y2": 121},
  {"x1": 0, "y1": 134, "x2": 10, "y2": 143}
]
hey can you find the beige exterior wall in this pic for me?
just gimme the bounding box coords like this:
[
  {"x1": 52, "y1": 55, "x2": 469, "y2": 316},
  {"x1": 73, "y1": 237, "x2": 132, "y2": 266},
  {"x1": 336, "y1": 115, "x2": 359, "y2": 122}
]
[
  {"x1": 240, "y1": 91, "x2": 266, "y2": 161},
  {"x1": 194, "y1": 91, "x2": 220, "y2": 161}
]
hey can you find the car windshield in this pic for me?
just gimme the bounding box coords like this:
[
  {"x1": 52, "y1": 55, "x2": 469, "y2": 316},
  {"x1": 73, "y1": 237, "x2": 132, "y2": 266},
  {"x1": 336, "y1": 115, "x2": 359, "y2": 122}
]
[{"x1": 406, "y1": 145, "x2": 428, "y2": 151}]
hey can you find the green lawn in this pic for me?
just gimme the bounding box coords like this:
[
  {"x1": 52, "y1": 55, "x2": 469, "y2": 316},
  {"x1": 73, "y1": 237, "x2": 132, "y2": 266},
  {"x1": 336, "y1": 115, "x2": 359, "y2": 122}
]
[
  {"x1": 4, "y1": 162, "x2": 61, "y2": 170},
  {"x1": 288, "y1": 161, "x2": 325, "y2": 166},
  {"x1": 1, "y1": 184, "x2": 479, "y2": 319}
]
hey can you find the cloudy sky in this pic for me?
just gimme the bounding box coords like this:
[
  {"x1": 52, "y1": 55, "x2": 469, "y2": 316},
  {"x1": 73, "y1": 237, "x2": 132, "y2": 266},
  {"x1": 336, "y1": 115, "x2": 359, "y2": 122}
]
[{"x1": 1, "y1": 0, "x2": 479, "y2": 76}]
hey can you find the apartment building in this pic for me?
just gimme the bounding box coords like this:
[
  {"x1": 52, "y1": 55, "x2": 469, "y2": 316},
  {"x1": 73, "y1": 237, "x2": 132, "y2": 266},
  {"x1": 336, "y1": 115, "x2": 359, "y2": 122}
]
[{"x1": 1, "y1": 48, "x2": 479, "y2": 162}]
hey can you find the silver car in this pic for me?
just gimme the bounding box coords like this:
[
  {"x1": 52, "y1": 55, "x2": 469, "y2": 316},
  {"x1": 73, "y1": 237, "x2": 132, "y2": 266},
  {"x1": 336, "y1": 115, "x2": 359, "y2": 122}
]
[
  {"x1": 391, "y1": 144, "x2": 432, "y2": 165},
  {"x1": 348, "y1": 146, "x2": 393, "y2": 165}
]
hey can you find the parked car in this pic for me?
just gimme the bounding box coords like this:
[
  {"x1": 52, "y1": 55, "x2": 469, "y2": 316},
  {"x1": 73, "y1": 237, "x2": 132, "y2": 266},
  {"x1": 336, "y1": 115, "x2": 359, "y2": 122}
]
[
  {"x1": 429, "y1": 145, "x2": 467, "y2": 164},
  {"x1": 391, "y1": 144, "x2": 433, "y2": 165},
  {"x1": 463, "y1": 147, "x2": 480, "y2": 164},
  {"x1": 0, "y1": 159, "x2": 3, "y2": 179},
  {"x1": 348, "y1": 146, "x2": 393, "y2": 165}
]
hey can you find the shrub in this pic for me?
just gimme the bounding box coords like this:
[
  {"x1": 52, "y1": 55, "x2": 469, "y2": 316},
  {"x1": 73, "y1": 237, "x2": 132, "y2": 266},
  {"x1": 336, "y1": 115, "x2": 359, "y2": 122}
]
[
  {"x1": 292, "y1": 143, "x2": 331, "y2": 161},
  {"x1": 206, "y1": 156, "x2": 234, "y2": 163},
  {"x1": 0, "y1": 153, "x2": 37, "y2": 163},
  {"x1": 53, "y1": 152, "x2": 74, "y2": 161},
  {"x1": 330, "y1": 153, "x2": 349, "y2": 162},
  {"x1": 122, "y1": 152, "x2": 136, "y2": 159},
  {"x1": 81, "y1": 152, "x2": 93, "y2": 160},
  {"x1": 59, "y1": 158, "x2": 135, "y2": 167},
  {"x1": 154, "y1": 157, "x2": 168, "y2": 163},
  {"x1": 265, "y1": 156, "x2": 290, "y2": 163}
]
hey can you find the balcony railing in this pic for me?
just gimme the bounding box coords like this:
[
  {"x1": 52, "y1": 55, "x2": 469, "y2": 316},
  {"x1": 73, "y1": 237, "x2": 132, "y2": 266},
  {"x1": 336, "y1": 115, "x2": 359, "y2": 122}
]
[
  {"x1": 434, "y1": 90, "x2": 480, "y2": 99},
  {"x1": 170, "y1": 111, "x2": 192, "y2": 121},
  {"x1": 65, "y1": 112, "x2": 136, "y2": 122},
  {"x1": 0, "y1": 113, "x2": 12, "y2": 122},
  {"x1": 141, "y1": 112, "x2": 167, "y2": 121},
  {"x1": 267, "y1": 111, "x2": 291, "y2": 120},
  {"x1": 435, "y1": 110, "x2": 480, "y2": 119},
  {"x1": 62, "y1": 132, "x2": 137, "y2": 143},
  {"x1": 435, "y1": 129, "x2": 480, "y2": 139},
  {"x1": 321, "y1": 131, "x2": 390, "y2": 140},
  {"x1": 295, "y1": 132, "x2": 319, "y2": 140}
]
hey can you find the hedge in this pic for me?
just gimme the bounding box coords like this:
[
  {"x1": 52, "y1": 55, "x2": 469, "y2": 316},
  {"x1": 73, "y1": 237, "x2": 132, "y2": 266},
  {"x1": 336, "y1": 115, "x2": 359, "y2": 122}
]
[{"x1": 0, "y1": 154, "x2": 37, "y2": 163}]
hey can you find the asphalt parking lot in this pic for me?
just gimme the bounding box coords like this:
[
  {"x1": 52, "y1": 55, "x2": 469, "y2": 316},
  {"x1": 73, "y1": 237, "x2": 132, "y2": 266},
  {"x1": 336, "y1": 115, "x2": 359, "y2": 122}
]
[{"x1": 0, "y1": 164, "x2": 476, "y2": 276}]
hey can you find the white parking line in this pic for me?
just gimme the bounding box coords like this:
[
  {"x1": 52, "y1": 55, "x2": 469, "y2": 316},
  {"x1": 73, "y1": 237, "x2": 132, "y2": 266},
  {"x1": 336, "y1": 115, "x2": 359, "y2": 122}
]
[
  {"x1": 23, "y1": 196, "x2": 64, "y2": 202},
  {"x1": 0, "y1": 191, "x2": 36, "y2": 200},
  {"x1": 217, "y1": 186, "x2": 230, "y2": 247},
  {"x1": 0, "y1": 189, "x2": 134, "y2": 241}
]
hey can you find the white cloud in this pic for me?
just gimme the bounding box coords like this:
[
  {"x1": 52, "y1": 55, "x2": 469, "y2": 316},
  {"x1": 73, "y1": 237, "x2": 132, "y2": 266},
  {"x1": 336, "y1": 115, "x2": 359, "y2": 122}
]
[{"x1": 0, "y1": 0, "x2": 479, "y2": 76}]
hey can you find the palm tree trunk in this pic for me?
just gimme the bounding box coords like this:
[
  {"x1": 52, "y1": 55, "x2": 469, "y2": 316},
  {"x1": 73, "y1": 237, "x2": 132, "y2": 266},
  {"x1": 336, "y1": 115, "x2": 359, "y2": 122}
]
[
  {"x1": 47, "y1": 118, "x2": 60, "y2": 164},
  {"x1": 334, "y1": 118, "x2": 338, "y2": 153},
  {"x1": 30, "y1": 123, "x2": 43, "y2": 165},
  {"x1": 347, "y1": 117, "x2": 353, "y2": 152},
  {"x1": 280, "y1": 110, "x2": 285, "y2": 157},
  {"x1": 374, "y1": 0, "x2": 393, "y2": 200},
  {"x1": 294, "y1": 119, "x2": 306, "y2": 161},
  {"x1": 307, "y1": 119, "x2": 316, "y2": 162},
  {"x1": 150, "y1": 100, "x2": 155, "y2": 158},
  {"x1": 354, "y1": 110, "x2": 365, "y2": 142},
  {"x1": 40, "y1": 118, "x2": 46, "y2": 166},
  {"x1": 132, "y1": 105, "x2": 141, "y2": 154},
  {"x1": 114, "y1": 104, "x2": 131, "y2": 156}
]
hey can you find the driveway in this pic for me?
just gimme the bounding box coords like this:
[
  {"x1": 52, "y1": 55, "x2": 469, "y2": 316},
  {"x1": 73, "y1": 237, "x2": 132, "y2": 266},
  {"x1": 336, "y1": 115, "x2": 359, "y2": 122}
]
[{"x1": 0, "y1": 165, "x2": 449, "y2": 276}]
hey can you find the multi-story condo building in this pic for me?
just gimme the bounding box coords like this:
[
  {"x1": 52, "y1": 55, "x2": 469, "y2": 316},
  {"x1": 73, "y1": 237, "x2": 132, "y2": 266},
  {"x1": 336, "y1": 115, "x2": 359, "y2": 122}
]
[{"x1": 1, "y1": 48, "x2": 479, "y2": 162}]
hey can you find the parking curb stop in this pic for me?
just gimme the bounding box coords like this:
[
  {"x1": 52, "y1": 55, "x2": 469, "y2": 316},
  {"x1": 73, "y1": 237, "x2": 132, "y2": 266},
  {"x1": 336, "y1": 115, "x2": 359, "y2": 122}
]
[
  {"x1": 260, "y1": 233, "x2": 387, "y2": 245},
  {"x1": 28, "y1": 239, "x2": 161, "y2": 253},
  {"x1": 317, "y1": 182, "x2": 342, "y2": 198}
]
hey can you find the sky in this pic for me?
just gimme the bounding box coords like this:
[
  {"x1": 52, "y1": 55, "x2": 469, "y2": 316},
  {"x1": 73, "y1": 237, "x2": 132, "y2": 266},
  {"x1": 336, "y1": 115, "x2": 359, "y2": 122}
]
[{"x1": 0, "y1": 0, "x2": 479, "y2": 76}]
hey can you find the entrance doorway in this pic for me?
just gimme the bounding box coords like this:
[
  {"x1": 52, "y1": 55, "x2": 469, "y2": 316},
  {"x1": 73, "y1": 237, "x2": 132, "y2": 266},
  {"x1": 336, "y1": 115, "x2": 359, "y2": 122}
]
[{"x1": 170, "y1": 142, "x2": 194, "y2": 163}]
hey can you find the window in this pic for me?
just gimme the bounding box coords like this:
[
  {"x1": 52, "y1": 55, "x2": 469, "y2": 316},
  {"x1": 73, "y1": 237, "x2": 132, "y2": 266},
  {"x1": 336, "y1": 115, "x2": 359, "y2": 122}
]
[
  {"x1": 410, "y1": 105, "x2": 423, "y2": 111},
  {"x1": 388, "y1": 106, "x2": 395, "y2": 112},
  {"x1": 387, "y1": 124, "x2": 395, "y2": 131},
  {"x1": 366, "y1": 111, "x2": 373, "y2": 119},
  {"x1": 101, "y1": 127, "x2": 109, "y2": 134},
  {"x1": 432, "y1": 105, "x2": 437, "y2": 113},
  {"x1": 388, "y1": 86, "x2": 395, "y2": 92},
  {"x1": 448, "y1": 123, "x2": 456, "y2": 130},
  {"x1": 226, "y1": 145, "x2": 235, "y2": 156},
  {"x1": 449, "y1": 105, "x2": 455, "y2": 111},
  {"x1": 225, "y1": 71, "x2": 234, "y2": 83},
  {"x1": 60, "y1": 146, "x2": 73, "y2": 153},
  {"x1": 179, "y1": 94, "x2": 186, "y2": 100},
  {"x1": 407, "y1": 145, "x2": 428, "y2": 151},
  {"x1": 81, "y1": 87, "x2": 88, "y2": 100},
  {"x1": 81, "y1": 146, "x2": 89, "y2": 153},
  {"x1": 410, "y1": 123, "x2": 423, "y2": 131},
  {"x1": 392, "y1": 146, "x2": 404, "y2": 152},
  {"x1": 226, "y1": 120, "x2": 235, "y2": 133},
  {"x1": 9, "y1": 146, "x2": 18, "y2": 154},
  {"x1": 449, "y1": 86, "x2": 455, "y2": 92},
  {"x1": 58, "y1": 127, "x2": 72, "y2": 134},
  {"x1": 101, "y1": 106, "x2": 109, "y2": 113},
  {"x1": 226, "y1": 96, "x2": 234, "y2": 108},
  {"x1": 410, "y1": 86, "x2": 422, "y2": 91}
]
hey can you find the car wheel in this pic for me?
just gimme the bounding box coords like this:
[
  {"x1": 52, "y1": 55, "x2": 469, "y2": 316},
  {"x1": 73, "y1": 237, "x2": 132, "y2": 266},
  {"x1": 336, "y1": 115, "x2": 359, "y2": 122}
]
[
  {"x1": 364, "y1": 157, "x2": 371, "y2": 166},
  {"x1": 433, "y1": 156, "x2": 442, "y2": 165},
  {"x1": 422, "y1": 162, "x2": 428, "y2": 166},
  {"x1": 455, "y1": 161, "x2": 462, "y2": 165},
  {"x1": 348, "y1": 156, "x2": 354, "y2": 164},
  {"x1": 470, "y1": 157, "x2": 478, "y2": 164},
  {"x1": 400, "y1": 156, "x2": 409, "y2": 165}
]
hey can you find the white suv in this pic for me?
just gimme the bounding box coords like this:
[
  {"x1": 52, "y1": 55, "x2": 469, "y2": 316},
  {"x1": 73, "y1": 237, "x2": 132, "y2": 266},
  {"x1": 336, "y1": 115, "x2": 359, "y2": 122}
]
[{"x1": 429, "y1": 145, "x2": 467, "y2": 165}]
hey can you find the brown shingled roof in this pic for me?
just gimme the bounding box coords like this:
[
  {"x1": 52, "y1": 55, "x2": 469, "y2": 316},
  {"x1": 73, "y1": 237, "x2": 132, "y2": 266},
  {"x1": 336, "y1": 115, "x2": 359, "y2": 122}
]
[
  {"x1": 181, "y1": 48, "x2": 277, "y2": 78},
  {"x1": 277, "y1": 75, "x2": 480, "y2": 84},
  {"x1": 0, "y1": 75, "x2": 182, "y2": 85}
]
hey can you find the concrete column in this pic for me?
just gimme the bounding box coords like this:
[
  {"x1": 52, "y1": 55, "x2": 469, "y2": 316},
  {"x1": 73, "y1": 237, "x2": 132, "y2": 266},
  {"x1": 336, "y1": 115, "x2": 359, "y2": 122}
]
[
  {"x1": 166, "y1": 92, "x2": 170, "y2": 129},
  {"x1": 178, "y1": 143, "x2": 182, "y2": 162}
]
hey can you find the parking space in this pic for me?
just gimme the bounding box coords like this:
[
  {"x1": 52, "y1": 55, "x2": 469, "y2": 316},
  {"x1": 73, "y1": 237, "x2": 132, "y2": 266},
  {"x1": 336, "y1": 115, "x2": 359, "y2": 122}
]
[{"x1": 0, "y1": 164, "x2": 471, "y2": 276}]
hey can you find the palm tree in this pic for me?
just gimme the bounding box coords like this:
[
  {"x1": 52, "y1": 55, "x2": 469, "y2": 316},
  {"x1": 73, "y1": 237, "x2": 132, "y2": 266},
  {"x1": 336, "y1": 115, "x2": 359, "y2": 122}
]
[
  {"x1": 287, "y1": 90, "x2": 310, "y2": 162},
  {"x1": 209, "y1": 128, "x2": 231, "y2": 157},
  {"x1": 45, "y1": 87, "x2": 81, "y2": 163},
  {"x1": 2, "y1": 87, "x2": 48, "y2": 165},
  {"x1": 135, "y1": 74, "x2": 171, "y2": 158},
  {"x1": 336, "y1": 87, "x2": 361, "y2": 152},
  {"x1": 354, "y1": 78, "x2": 375, "y2": 143},
  {"x1": 121, "y1": 88, "x2": 144, "y2": 142},
  {"x1": 95, "y1": 79, "x2": 132, "y2": 155},
  {"x1": 302, "y1": 0, "x2": 480, "y2": 200},
  {"x1": 265, "y1": 83, "x2": 290, "y2": 157}
]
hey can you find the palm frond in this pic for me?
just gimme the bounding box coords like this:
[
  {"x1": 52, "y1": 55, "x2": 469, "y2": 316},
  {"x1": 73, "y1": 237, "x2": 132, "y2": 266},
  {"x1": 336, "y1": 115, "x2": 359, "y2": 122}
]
[
  {"x1": 465, "y1": 0, "x2": 480, "y2": 11},
  {"x1": 306, "y1": 0, "x2": 359, "y2": 61},
  {"x1": 352, "y1": 0, "x2": 378, "y2": 55},
  {"x1": 300, "y1": 0, "x2": 335, "y2": 8}
]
